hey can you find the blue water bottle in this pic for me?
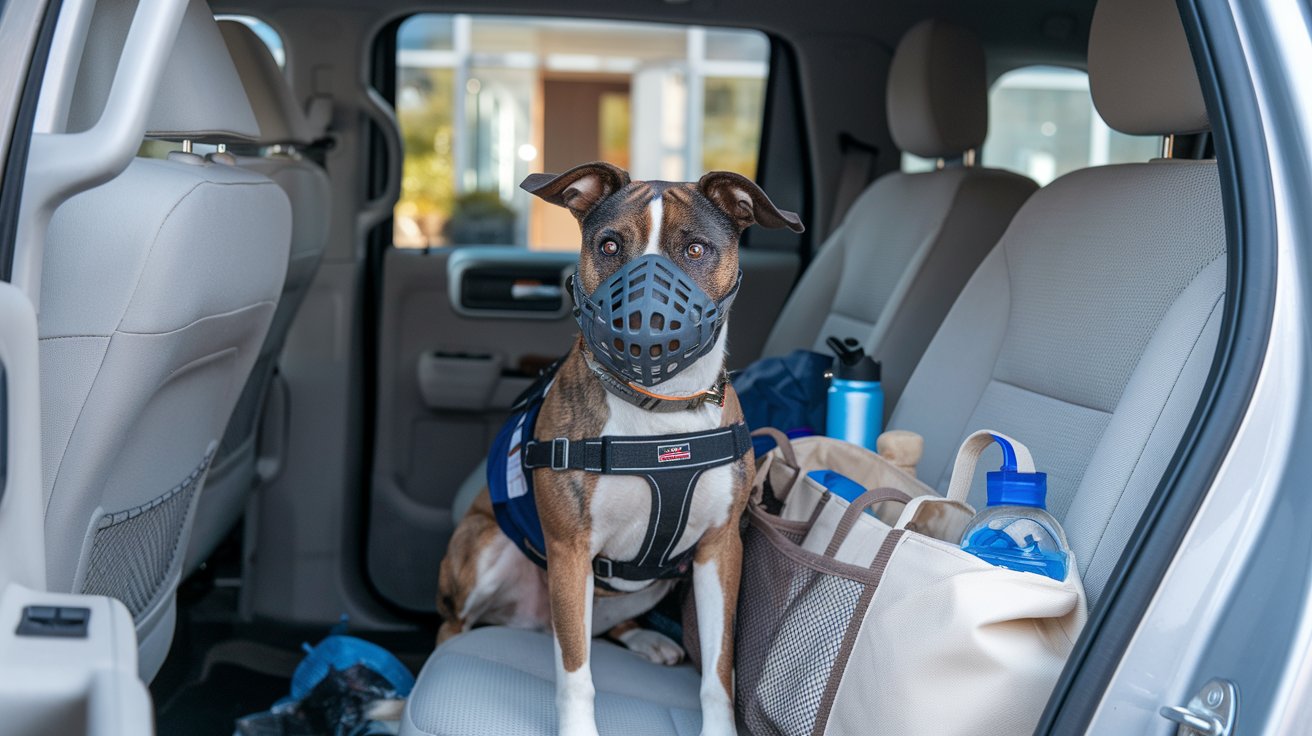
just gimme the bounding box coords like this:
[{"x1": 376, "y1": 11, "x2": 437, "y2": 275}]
[
  {"x1": 825, "y1": 336, "x2": 883, "y2": 451},
  {"x1": 959, "y1": 434, "x2": 1070, "y2": 581}
]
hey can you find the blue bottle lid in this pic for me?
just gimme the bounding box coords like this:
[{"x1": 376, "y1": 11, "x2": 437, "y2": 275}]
[{"x1": 985, "y1": 434, "x2": 1048, "y2": 509}]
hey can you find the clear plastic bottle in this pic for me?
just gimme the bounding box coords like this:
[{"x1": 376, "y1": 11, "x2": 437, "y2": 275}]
[{"x1": 959, "y1": 434, "x2": 1070, "y2": 581}]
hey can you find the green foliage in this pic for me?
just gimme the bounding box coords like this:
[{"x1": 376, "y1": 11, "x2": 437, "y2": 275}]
[{"x1": 398, "y1": 69, "x2": 457, "y2": 221}]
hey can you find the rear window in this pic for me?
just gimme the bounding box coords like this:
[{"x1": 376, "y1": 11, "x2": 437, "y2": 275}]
[
  {"x1": 393, "y1": 15, "x2": 770, "y2": 250},
  {"x1": 905, "y1": 65, "x2": 1162, "y2": 184}
]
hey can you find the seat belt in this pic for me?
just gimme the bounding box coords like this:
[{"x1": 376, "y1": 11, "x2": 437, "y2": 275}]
[{"x1": 828, "y1": 132, "x2": 881, "y2": 233}]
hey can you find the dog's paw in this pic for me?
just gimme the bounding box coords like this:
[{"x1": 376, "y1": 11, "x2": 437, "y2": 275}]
[
  {"x1": 366, "y1": 698, "x2": 406, "y2": 722},
  {"x1": 615, "y1": 627, "x2": 684, "y2": 665}
]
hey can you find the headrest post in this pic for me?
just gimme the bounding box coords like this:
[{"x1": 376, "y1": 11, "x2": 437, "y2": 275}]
[
  {"x1": 962, "y1": 148, "x2": 977, "y2": 168},
  {"x1": 1161, "y1": 134, "x2": 1176, "y2": 159},
  {"x1": 182, "y1": 139, "x2": 192, "y2": 154}
]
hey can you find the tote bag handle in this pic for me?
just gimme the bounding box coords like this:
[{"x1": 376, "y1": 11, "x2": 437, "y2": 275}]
[
  {"x1": 944, "y1": 430, "x2": 1035, "y2": 504},
  {"x1": 823, "y1": 487, "x2": 912, "y2": 557}
]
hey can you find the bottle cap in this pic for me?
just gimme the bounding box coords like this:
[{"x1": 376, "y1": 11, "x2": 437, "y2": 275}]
[
  {"x1": 826, "y1": 336, "x2": 881, "y2": 381},
  {"x1": 985, "y1": 434, "x2": 1047, "y2": 508}
]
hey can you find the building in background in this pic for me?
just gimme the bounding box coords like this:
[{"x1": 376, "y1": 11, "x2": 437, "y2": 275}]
[{"x1": 394, "y1": 15, "x2": 770, "y2": 250}]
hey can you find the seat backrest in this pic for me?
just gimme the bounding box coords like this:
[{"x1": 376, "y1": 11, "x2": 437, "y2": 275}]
[
  {"x1": 763, "y1": 20, "x2": 1036, "y2": 410},
  {"x1": 184, "y1": 20, "x2": 332, "y2": 573},
  {"x1": 39, "y1": 0, "x2": 291, "y2": 679},
  {"x1": 889, "y1": 0, "x2": 1219, "y2": 605}
]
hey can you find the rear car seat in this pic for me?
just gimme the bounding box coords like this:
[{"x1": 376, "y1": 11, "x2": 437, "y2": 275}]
[
  {"x1": 446, "y1": 17, "x2": 1037, "y2": 526},
  {"x1": 400, "y1": 0, "x2": 1222, "y2": 730},
  {"x1": 185, "y1": 19, "x2": 333, "y2": 574},
  {"x1": 762, "y1": 19, "x2": 1036, "y2": 412},
  {"x1": 38, "y1": 0, "x2": 291, "y2": 680}
]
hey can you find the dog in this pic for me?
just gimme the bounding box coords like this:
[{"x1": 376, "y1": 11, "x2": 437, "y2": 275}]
[{"x1": 437, "y1": 161, "x2": 803, "y2": 735}]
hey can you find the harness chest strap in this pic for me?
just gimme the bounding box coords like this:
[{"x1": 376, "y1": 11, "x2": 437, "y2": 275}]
[{"x1": 524, "y1": 422, "x2": 752, "y2": 581}]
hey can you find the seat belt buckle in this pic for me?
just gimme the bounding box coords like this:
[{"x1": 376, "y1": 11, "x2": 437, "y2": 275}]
[
  {"x1": 550, "y1": 438, "x2": 570, "y2": 470},
  {"x1": 593, "y1": 557, "x2": 614, "y2": 578}
]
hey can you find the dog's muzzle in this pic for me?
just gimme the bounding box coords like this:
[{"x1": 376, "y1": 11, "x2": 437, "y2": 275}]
[{"x1": 572, "y1": 254, "x2": 740, "y2": 388}]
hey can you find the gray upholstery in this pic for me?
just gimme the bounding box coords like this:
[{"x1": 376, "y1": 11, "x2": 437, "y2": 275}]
[
  {"x1": 886, "y1": 19, "x2": 988, "y2": 159},
  {"x1": 185, "y1": 22, "x2": 334, "y2": 574},
  {"x1": 39, "y1": 2, "x2": 290, "y2": 681},
  {"x1": 217, "y1": 21, "x2": 320, "y2": 145},
  {"x1": 1089, "y1": 0, "x2": 1208, "y2": 135},
  {"x1": 401, "y1": 627, "x2": 705, "y2": 736},
  {"x1": 66, "y1": 0, "x2": 259, "y2": 142},
  {"x1": 889, "y1": 160, "x2": 1223, "y2": 603},
  {"x1": 762, "y1": 166, "x2": 1035, "y2": 411}
]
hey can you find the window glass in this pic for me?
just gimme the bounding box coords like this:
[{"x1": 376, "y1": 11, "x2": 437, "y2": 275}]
[
  {"x1": 393, "y1": 15, "x2": 770, "y2": 250},
  {"x1": 215, "y1": 14, "x2": 285, "y2": 68},
  {"x1": 903, "y1": 66, "x2": 1161, "y2": 184}
]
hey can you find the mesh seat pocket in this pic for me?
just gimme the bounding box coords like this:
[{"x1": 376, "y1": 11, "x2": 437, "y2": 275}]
[{"x1": 82, "y1": 448, "x2": 216, "y2": 620}]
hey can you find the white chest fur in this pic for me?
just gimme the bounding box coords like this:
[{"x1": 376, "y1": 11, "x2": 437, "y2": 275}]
[{"x1": 587, "y1": 328, "x2": 735, "y2": 593}]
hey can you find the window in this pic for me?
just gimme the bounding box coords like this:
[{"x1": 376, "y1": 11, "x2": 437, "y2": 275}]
[
  {"x1": 215, "y1": 15, "x2": 285, "y2": 68},
  {"x1": 392, "y1": 15, "x2": 770, "y2": 250},
  {"x1": 904, "y1": 66, "x2": 1162, "y2": 184}
]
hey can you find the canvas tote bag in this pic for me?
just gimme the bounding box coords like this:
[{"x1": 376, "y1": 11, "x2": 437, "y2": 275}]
[{"x1": 734, "y1": 429, "x2": 1087, "y2": 736}]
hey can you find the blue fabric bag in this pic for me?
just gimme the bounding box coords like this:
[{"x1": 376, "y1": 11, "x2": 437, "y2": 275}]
[{"x1": 732, "y1": 349, "x2": 831, "y2": 454}]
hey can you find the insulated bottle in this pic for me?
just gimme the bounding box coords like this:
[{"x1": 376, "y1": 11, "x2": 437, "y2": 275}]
[
  {"x1": 959, "y1": 434, "x2": 1070, "y2": 581},
  {"x1": 825, "y1": 336, "x2": 883, "y2": 451}
]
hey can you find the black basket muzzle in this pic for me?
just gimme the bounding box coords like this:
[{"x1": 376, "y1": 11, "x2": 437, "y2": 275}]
[{"x1": 573, "y1": 254, "x2": 740, "y2": 388}]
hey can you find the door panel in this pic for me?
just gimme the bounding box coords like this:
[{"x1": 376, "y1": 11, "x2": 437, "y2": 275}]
[{"x1": 367, "y1": 245, "x2": 797, "y2": 611}]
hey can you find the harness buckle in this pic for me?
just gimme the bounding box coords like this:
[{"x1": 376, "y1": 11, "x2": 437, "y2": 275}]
[
  {"x1": 593, "y1": 557, "x2": 614, "y2": 578},
  {"x1": 550, "y1": 437, "x2": 570, "y2": 470}
]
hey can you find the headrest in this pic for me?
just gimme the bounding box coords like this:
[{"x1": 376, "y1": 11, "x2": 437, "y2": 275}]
[
  {"x1": 218, "y1": 21, "x2": 319, "y2": 146},
  {"x1": 886, "y1": 19, "x2": 988, "y2": 159},
  {"x1": 1089, "y1": 0, "x2": 1208, "y2": 135},
  {"x1": 143, "y1": 0, "x2": 260, "y2": 143}
]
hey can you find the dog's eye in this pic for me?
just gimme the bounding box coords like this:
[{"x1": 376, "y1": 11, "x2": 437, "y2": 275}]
[
  {"x1": 686, "y1": 243, "x2": 705, "y2": 259},
  {"x1": 600, "y1": 240, "x2": 620, "y2": 256}
]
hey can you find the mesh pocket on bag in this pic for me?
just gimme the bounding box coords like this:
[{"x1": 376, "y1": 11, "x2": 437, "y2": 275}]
[
  {"x1": 82, "y1": 449, "x2": 216, "y2": 620},
  {"x1": 735, "y1": 508, "x2": 880, "y2": 736}
]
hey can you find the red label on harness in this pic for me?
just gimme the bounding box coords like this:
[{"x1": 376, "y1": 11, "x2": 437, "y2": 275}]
[{"x1": 657, "y1": 443, "x2": 691, "y2": 463}]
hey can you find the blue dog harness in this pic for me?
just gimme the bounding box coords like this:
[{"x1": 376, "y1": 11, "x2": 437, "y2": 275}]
[{"x1": 488, "y1": 360, "x2": 752, "y2": 583}]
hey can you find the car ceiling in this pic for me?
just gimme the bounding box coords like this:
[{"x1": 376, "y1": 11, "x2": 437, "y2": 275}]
[{"x1": 227, "y1": 0, "x2": 1098, "y2": 74}]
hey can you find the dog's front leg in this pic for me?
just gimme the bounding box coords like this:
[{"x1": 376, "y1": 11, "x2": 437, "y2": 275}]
[
  {"x1": 547, "y1": 537, "x2": 599, "y2": 736},
  {"x1": 693, "y1": 522, "x2": 742, "y2": 736}
]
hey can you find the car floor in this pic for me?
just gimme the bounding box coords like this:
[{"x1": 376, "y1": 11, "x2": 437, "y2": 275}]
[{"x1": 151, "y1": 535, "x2": 436, "y2": 736}]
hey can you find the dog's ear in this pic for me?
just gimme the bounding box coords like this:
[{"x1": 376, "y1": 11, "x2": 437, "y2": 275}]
[
  {"x1": 698, "y1": 171, "x2": 805, "y2": 233},
  {"x1": 521, "y1": 162, "x2": 631, "y2": 222}
]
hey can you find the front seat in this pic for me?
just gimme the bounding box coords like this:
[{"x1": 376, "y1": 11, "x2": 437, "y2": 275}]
[
  {"x1": 399, "y1": 0, "x2": 1222, "y2": 731},
  {"x1": 39, "y1": 0, "x2": 291, "y2": 680},
  {"x1": 184, "y1": 19, "x2": 333, "y2": 574},
  {"x1": 761, "y1": 18, "x2": 1037, "y2": 412},
  {"x1": 445, "y1": 17, "x2": 1038, "y2": 526}
]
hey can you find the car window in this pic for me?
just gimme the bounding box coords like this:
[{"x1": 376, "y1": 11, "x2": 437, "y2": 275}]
[
  {"x1": 904, "y1": 65, "x2": 1162, "y2": 184},
  {"x1": 393, "y1": 15, "x2": 770, "y2": 250}
]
